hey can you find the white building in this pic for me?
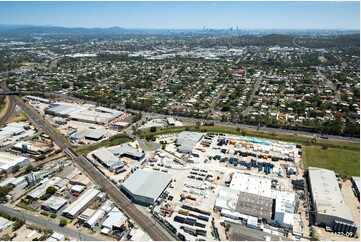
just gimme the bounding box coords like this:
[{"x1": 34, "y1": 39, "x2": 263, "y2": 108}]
[
  {"x1": 121, "y1": 170, "x2": 172, "y2": 205},
  {"x1": 62, "y1": 189, "x2": 100, "y2": 219},
  {"x1": 0, "y1": 217, "x2": 12, "y2": 232},
  {"x1": 308, "y1": 167, "x2": 356, "y2": 233},
  {"x1": 0, "y1": 152, "x2": 31, "y2": 173},
  {"x1": 84, "y1": 200, "x2": 113, "y2": 228}
]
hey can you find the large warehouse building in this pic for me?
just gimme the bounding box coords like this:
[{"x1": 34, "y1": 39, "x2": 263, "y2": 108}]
[
  {"x1": 62, "y1": 188, "x2": 100, "y2": 219},
  {"x1": 0, "y1": 152, "x2": 31, "y2": 173},
  {"x1": 216, "y1": 173, "x2": 297, "y2": 229},
  {"x1": 108, "y1": 143, "x2": 145, "y2": 161},
  {"x1": 176, "y1": 131, "x2": 204, "y2": 154},
  {"x1": 92, "y1": 147, "x2": 124, "y2": 171},
  {"x1": 121, "y1": 170, "x2": 172, "y2": 206},
  {"x1": 45, "y1": 103, "x2": 123, "y2": 125},
  {"x1": 308, "y1": 167, "x2": 357, "y2": 234}
]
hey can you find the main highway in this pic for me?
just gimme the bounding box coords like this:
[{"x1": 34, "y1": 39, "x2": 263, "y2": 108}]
[{"x1": 3, "y1": 83, "x2": 174, "y2": 241}]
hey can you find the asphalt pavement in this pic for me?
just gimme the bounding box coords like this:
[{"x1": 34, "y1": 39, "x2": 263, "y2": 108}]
[
  {"x1": 137, "y1": 138, "x2": 161, "y2": 152},
  {"x1": 0, "y1": 205, "x2": 103, "y2": 241}
]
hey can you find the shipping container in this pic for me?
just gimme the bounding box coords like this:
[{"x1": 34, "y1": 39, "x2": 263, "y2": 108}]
[
  {"x1": 198, "y1": 215, "x2": 209, "y2": 222},
  {"x1": 195, "y1": 222, "x2": 206, "y2": 228}
]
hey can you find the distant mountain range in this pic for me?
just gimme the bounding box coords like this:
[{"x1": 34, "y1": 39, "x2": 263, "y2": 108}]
[
  {"x1": 0, "y1": 25, "x2": 124, "y2": 35},
  {"x1": 0, "y1": 24, "x2": 358, "y2": 36}
]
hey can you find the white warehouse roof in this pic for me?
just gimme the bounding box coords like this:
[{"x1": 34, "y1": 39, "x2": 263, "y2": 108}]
[
  {"x1": 62, "y1": 188, "x2": 100, "y2": 219},
  {"x1": 230, "y1": 172, "x2": 272, "y2": 198},
  {"x1": 308, "y1": 167, "x2": 353, "y2": 223},
  {"x1": 121, "y1": 170, "x2": 172, "y2": 205}
]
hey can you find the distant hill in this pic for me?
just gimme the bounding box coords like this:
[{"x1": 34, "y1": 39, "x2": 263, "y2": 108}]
[{"x1": 0, "y1": 25, "x2": 124, "y2": 35}]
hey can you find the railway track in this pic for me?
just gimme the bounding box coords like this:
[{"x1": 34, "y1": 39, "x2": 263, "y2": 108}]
[{"x1": 7, "y1": 91, "x2": 173, "y2": 241}]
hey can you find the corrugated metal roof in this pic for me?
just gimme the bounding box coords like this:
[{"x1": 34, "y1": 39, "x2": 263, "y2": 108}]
[
  {"x1": 42, "y1": 196, "x2": 67, "y2": 211},
  {"x1": 309, "y1": 167, "x2": 354, "y2": 222},
  {"x1": 102, "y1": 207, "x2": 124, "y2": 229},
  {"x1": 62, "y1": 188, "x2": 100, "y2": 217},
  {"x1": 121, "y1": 170, "x2": 172, "y2": 201}
]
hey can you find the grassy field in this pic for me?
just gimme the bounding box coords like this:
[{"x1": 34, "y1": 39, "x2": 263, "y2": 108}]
[
  {"x1": 8, "y1": 111, "x2": 28, "y2": 123},
  {"x1": 76, "y1": 134, "x2": 132, "y2": 154},
  {"x1": 141, "y1": 124, "x2": 360, "y2": 177},
  {"x1": 303, "y1": 146, "x2": 360, "y2": 177},
  {"x1": 144, "y1": 142, "x2": 155, "y2": 149}
]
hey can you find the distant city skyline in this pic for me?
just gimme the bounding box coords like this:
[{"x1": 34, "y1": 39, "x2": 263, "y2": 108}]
[{"x1": 0, "y1": 1, "x2": 359, "y2": 30}]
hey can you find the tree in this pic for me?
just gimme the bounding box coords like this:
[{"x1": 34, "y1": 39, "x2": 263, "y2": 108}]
[
  {"x1": 0, "y1": 185, "x2": 11, "y2": 202},
  {"x1": 150, "y1": 126, "x2": 157, "y2": 132},
  {"x1": 225, "y1": 223, "x2": 231, "y2": 232},
  {"x1": 46, "y1": 186, "x2": 57, "y2": 195},
  {"x1": 13, "y1": 219, "x2": 25, "y2": 231},
  {"x1": 25, "y1": 164, "x2": 34, "y2": 173},
  {"x1": 59, "y1": 218, "x2": 67, "y2": 227},
  {"x1": 12, "y1": 164, "x2": 20, "y2": 173}
]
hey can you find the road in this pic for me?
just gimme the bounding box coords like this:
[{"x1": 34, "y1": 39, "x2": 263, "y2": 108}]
[
  {"x1": 137, "y1": 138, "x2": 161, "y2": 152},
  {"x1": 242, "y1": 75, "x2": 262, "y2": 116},
  {"x1": 316, "y1": 67, "x2": 341, "y2": 102},
  {"x1": 127, "y1": 109, "x2": 359, "y2": 143},
  {"x1": 0, "y1": 205, "x2": 103, "y2": 241},
  {"x1": 6, "y1": 87, "x2": 173, "y2": 241}
]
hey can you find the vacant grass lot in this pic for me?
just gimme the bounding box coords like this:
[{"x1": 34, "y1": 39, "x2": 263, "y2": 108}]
[
  {"x1": 303, "y1": 146, "x2": 360, "y2": 177},
  {"x1": 76, "y1": 134, "x2": 132, "y2": 154},
  {"x1": 142, "y1": 124, "x2": 360, "y2": 177}
]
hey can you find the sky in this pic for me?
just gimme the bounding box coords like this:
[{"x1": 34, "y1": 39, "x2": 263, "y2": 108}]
[{"x1": 0, "y1": 1, "x2": 359, "y2": 30}]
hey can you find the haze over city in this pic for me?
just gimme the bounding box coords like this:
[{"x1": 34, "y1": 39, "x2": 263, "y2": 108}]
[{"x1": 0, "y1": 1, "x2": 360, "y2": 29}]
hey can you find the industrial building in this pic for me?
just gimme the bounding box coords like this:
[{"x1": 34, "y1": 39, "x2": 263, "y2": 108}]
[
  {"x1": 45, "y1": 103, "x2": 123, "y2": 125},
  {"x1": 0, "y1": 217, "x2": 12, "y2": 232},
  {"x1": 229, "y1": 172, "x2": 272, "y2": 197},
  {"x1": 0, "y1": 122, "x2": 27, "y2": 143},
  {"x1": 176, "y1": 131, "x2": 204, "y2": 154},
  {"x1": 216, "y1": 173, "x2": 297, "y2": 229},
  {"x1": 41, "y1": 196, "x2": 68, "y2": 213},
  {"x1": 308, "y1": 167, "x2": 357, "y2": 234},
  {"x1": 108, "y1": 143, "x2": 145, "y2": 161},
  {"x1": 101, "y1": 207, "x2": 127, "y2": 230},
  {"x1": 92, "y1": 147, "x2": 124, "y2": 171},
  {"x1": 25, "y1": 95, "x2": 50, "y2": 104},
  {"x1": 84, "y1": 200, "x2": 113, "y2": 229},
  {"x1": 0, "y1": 152, "x2": 31, "y2": 173},
  {"x1": 12, "y1": 141, "x2": 51, "y2": 155},
  {"x1": 236, "y1": 191, "x2": 274, "y2": 220},
  {"x1": 121, "y1": 170, "x2": 172, "y2": 205},
  {"x1": 27, "y1": 177, "x2": 68, "y2": 199},
  {"x1": 46, "y1": 232, "x2": 65, "y2": 241},
  {"x1": 351, "y1": 176, "x2": 360, "y2": 201},
  {"x1": 71, "y1": 129, "x2": 108, "y2": 141},
  {"x1": 62, "y1": 188, "x2": 100, "y2": 219}
]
